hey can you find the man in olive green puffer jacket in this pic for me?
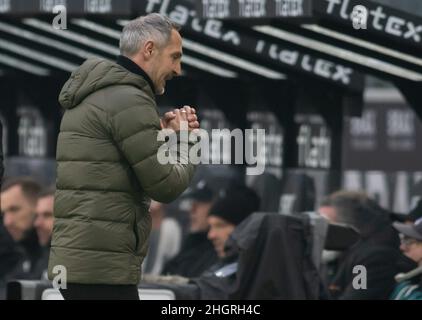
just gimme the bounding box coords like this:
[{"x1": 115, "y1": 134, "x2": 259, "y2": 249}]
[{"x1": 48, "y1": 13, "x2": 199, "y2": 300}]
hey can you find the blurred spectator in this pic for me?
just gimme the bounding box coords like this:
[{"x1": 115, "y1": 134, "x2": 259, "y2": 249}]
[
  {"x1": 32, "y1": 187, "x2": 55, "y2": 280},
  {"x1": 390, "y1": 218, "x2": 422, "y2": 299},
  {"x1": 1, "y1": 178, "x2": 42, "y2": 274},
  {"x1": 0, "y1": 222, "x2": 22, "y2": 299},
  {"x1": 319, "y1": 190, "x2": 415, "y2": 299},
  {"x1": 142, "y1": 201, "x2": 182, "y2": 276},
  {"x1": 162, "y1": 180, "x2": 218, "y2": 277},
  {"x1": 206, "y1": 184, "x2": 260, "y2": 263}
]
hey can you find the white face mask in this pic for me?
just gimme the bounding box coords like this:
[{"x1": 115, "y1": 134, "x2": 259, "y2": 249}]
[{"x1": 322, "y1": 250, "x2": 342, "y2": 263}]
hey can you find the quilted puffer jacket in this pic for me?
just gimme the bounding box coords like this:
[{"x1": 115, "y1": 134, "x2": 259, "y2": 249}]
[{"x1": 48, "y1": 58, "x2": 195, "y2": 285}]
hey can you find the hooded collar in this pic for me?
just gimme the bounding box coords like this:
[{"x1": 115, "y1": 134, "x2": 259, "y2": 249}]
[{"x1": 116, "y1": 55, "x2": 155, "y2": 95}]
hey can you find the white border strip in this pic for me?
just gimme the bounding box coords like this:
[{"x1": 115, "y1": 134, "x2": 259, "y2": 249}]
[
  {"x1": 23, "y1": 18, "x2": 120, "y2": 56},
  {"x1": 302, "y1": 24, "x2": 422, "y2": 68},
  {"x1": 0, "y1": 20, "x2": 104, "y2": 60},
  {"x1": 254, "y1": 25, "x2": 422, "y2": 81},
  {"x1": 0, "y1": 52, "x2": 50, "y2": 76},
  {"x1": 0, "y1": 38, "x2": 77, "y2": 72}
]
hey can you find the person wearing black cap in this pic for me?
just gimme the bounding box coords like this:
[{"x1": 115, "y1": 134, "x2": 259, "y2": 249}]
[
  {"x1": 390, "y1": 218, "x2": 422, "y2": 300},
  {"x1": 161, "y1": 180, "x2": 218, "y2": 277},
  {"x1": 390, "y1": 199, "x2": 422, "y2": 225},
  {"x1": 207, "y1": 185, "x2": 260, "y2": 259},
  {"x1": 318, "y1": 190, "x2": 415, "y2": 300}
]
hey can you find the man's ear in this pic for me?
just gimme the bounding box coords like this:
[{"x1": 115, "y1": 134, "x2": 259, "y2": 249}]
[{"x1": 143, "y1": 40, "x2": 154, "y2": 60}]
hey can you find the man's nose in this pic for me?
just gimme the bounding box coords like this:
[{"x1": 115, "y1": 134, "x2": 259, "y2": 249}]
[
  {"x1": 174, "y1": 61, "x2": 182, "y2": 76},
  {"x1": 207, "y1": 229, "x2": 215, "y2": 240},
  {"x1": 400, "y1": 243, "x2": 407, "y2": 252},
  {"x1": 34, "y1": 216, "x2": 41, "y2": 228},
  {"x1": 3, "y1": 213, "x2": 14, "y2": 227}
]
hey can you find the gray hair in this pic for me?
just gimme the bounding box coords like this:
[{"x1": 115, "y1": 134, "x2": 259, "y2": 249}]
[
  {"x1": 320, "y1": 190, "x2": 385, "y2": 233},
  {"x1": 119, "y1": 13, "x2": 181, "y2": 57}
]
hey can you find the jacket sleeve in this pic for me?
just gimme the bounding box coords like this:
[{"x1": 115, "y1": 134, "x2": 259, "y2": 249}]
[{"x1": 109, "y1": 94, "x2": 196, "y2": 203}]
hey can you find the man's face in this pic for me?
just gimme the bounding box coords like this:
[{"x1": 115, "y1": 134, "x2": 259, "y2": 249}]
[
  {"x1": 34, "y1": 195, "x2": 54, "y2": 246},
  {"x1": 1, "y1": 185, "x2": 36, "y2": 241},
  {"x1": 400, "y1": 236, "x2": 422, "y2": 265},
  {"x1": 207, "y1": 216, "x2": 235, "y2": 258},
  {"x1": 319, "y1": 206, "x2": 338, "y2": 223},
  {"x1": 147, "y1": 29, "x2": 182, "y2": 95},
  {"x1": 189, "y1": 201, "x2": 212, "y2": 233}
]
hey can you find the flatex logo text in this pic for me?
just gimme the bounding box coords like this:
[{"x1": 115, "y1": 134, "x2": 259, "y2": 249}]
[{"x1": 325, "y1": 0, "x2": 422, "y2": 43}]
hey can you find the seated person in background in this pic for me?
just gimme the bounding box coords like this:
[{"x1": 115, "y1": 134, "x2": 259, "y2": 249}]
[
  {"x1": 390, "y1": 218, "x2": 422, "y2": 300},
  {"x1": 32, "y1": 187, "x2": 55, "y2": 280},
  {"x1": 319, "y1": 190, "x2": 415, "y2": 300},
  {"x1": 162, "y1": 180, "x2": 218, "y2": 277},
  {"x1": 142, "y1": 201, "x2": 182, "y2": 276},
  {"x1": 0, "y1": 222, "x2": 22, "y2": 299},
  {"x1": 203, "y1": 184, "x2": 260, "y2": 275},
  {"x1": 1, "y1": 178, "x2": 42, "y2": 279},
  {"x1": 141, "y1": 184, "x2": 260, "y2": 292}
]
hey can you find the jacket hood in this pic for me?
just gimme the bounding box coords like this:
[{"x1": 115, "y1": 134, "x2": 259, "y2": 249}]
[{"x1": 58, "y1": 58, "x2": 153, "y2": 109}]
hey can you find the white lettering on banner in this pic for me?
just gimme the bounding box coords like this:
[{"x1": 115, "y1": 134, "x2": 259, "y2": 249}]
[
  {"x1": 202, "y1": 0, "x2": 230, "y2": 19},
  {"x1": 248, "y1": 112, "x2": 283, "y2": 177},
  {"x1": 297, "y1": 124, "x2": 331, "y2": 169},
  {"x1": 275, "y1": 0, "x2": 304, "y2": 17},
  {"x1": 386, "y1": 16, "x2": 405, "y2": 37},
  {"x1": 349, "y1": 110, "x2": 376, "y2": 136},
  {"x1": 0, "y1": 0, "x2": 11, "y2": 13},
  {"x1": 386, "y1": 110, "x2": 414, "y2": 137},
  {"x1": 279, "y1": 194, "x2": 297, "y2": 214},
  {"x1": 343, "y1": 171, "x2": 422, "y2": 213},
  {"x1": 201, "y1": 0, "x2": 305, "y2": 18},
  {"x1": 146, "y1": 0, "x2": 241, "y2": 46},
  {"x1": 349, "y1": 110, "x2": 377, "y2": 151},
  {"x1": 147, "y1": 0, "x2": 354, "y2": 85},
  {"x1": 238, "y1": 0, "x2": 266, "y2": 18},
  {"x1": 386, "y1": 110, "x2": 415, "y2": 152},
  {"x1": 324, "y1": 0, "x2": 422, "y2": 43},
  {"x1": 84, "y1": 0, "x2": 112, "y2": 13},
  {"x1": 40, "y1": 0, "x2": 66, "y2": 12},
  {"x1": 261, "y1": 41, "x2": 352, "y2": 84},
  {"x1": 17, "y1": 107, "x2": 47, "y2": 157}
]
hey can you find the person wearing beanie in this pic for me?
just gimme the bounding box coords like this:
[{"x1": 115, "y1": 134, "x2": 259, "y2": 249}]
[{"x1": 207, "y1": 185, "x2": 260, "y2": 258}]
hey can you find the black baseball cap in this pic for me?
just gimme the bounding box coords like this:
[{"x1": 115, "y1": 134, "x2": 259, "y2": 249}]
[
  {"x1": 390, "y1": 199, "x2": 422, "y2": 223},
  {"x1": 182, "y1": 180, "x2": 214, "y2": 202},
  {"x1": 393, "y1": 217, "x2": 422, "y2": 241}
]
